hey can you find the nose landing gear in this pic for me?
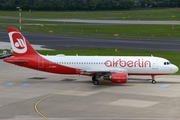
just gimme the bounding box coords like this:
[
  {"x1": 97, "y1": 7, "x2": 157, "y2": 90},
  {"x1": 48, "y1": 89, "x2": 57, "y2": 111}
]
[{"x1": 151, "y1": 75, "x2": 156, "y2": 84}]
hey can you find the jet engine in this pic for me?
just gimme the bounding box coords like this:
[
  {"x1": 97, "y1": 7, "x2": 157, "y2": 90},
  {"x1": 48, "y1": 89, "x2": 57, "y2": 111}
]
[{"x1": 103, "y1": 72, "x2": 128, "y2": 84}]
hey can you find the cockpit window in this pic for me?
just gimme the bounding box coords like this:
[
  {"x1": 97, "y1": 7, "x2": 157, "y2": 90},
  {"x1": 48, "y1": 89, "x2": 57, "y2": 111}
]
[{"x1": 164, "y1": 62, "x2": 171, "y2": 65}]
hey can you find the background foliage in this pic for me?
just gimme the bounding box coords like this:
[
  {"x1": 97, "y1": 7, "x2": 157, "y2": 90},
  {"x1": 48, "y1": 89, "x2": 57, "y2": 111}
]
[{"x1": 0, "y1": 0, "x2": 180, "y2": 11}]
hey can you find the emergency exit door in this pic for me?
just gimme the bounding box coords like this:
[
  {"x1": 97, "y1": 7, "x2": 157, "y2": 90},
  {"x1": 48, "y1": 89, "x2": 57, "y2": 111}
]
[{"x1": 38, "y1": 58, "x2": 44, "y2": 68}]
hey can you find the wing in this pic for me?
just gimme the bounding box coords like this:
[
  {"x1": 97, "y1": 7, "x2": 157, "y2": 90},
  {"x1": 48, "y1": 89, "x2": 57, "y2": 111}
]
[{"x1": 80, "y1": 68, "x2": 128, "y2": 74}]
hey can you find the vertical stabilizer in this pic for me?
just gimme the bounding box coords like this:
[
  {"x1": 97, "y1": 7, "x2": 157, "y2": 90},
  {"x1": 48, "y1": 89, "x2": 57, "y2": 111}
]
[{"x1": 7, "y1": 28, "x2": 38, "y2": 57}]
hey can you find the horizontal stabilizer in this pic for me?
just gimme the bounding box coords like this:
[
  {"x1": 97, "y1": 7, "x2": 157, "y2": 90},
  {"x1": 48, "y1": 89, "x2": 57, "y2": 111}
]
[{"x1": 4, "y1": 59, "x2": 29, "y2": 63}]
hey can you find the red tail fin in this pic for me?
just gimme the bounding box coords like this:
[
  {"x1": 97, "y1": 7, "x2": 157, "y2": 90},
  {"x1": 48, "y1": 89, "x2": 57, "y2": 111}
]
[{"x1": 7, "y1": 28, "x2": 38, "y2": 57}]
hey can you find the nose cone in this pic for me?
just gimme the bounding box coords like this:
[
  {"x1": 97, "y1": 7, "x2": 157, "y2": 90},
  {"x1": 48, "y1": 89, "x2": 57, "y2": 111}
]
[{"x1": 172, "y1": 65, "x2": 179, "y2": 73}]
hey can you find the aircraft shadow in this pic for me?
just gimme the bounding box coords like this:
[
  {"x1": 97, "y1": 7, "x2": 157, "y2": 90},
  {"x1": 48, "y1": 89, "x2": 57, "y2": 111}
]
[
  {"x1": 128, "y1": 77, "x2": 180, "y2": 84},
  {"x1": 27, "y1": 77, "x2": 180, "y2": 86},
  {"x1": 28, "y1": 77, "x2": 47, "y2": 80}
]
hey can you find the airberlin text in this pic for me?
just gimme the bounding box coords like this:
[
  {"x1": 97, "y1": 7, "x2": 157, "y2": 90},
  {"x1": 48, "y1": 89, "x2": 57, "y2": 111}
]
[{"x1": 104, "y1": 59, "x2": 151, "y2": 68}]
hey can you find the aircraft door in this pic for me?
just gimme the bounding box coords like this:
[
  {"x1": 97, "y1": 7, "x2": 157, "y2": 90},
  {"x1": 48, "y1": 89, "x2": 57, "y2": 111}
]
[
  {"x1": 38, "y1": 58, "x2": 44, "y2": 68},
  {"x1": 152, "y1": 59, "x2": 158, "y2": 69}
]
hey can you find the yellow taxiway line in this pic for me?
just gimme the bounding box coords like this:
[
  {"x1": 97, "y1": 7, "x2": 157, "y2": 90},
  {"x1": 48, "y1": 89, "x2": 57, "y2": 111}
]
[{"x1": 34, "y1": 90, "x2": 73, "y2": 120}]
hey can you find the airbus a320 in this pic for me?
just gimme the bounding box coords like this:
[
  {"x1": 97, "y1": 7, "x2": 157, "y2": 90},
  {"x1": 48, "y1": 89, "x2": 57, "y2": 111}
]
[{"x1": 4, "y1": 28, "x2": 178, "y2": 85}]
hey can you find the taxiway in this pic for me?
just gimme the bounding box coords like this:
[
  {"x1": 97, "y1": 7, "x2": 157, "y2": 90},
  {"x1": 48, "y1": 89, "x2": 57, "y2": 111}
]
[
  {"x1": 0, "y1": 30, "x2": 180, "y2": 51},
  {"x1": 0, "y1": 60, "x2": 180, "y2": 120}
]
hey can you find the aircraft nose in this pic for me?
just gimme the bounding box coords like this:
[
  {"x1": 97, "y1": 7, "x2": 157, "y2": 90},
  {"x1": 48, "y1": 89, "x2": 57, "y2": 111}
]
[{"x1": 172, "y1": 65, "x2": 178, "y2": 73}]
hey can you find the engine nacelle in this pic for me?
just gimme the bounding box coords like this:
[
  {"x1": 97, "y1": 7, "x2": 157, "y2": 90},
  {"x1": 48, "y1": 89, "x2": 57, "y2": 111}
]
[{"x1": 103, "y1": 72, "x2": 128, "y2": 84}]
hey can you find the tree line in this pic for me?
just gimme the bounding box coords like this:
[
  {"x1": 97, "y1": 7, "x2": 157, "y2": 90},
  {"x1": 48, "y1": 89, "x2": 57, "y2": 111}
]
[{"x1": 0, "y1": 0, "x2": 180, "y2": 11}]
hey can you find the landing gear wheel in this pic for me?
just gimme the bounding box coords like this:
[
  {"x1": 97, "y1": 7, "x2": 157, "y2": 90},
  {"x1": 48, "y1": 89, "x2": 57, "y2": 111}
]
[
  {"x1": 152, "y1": 80, "x2": 156, "y2": 84},
  {"x1": 93, "y1": 80, "x2": 99, "y2": 85}
]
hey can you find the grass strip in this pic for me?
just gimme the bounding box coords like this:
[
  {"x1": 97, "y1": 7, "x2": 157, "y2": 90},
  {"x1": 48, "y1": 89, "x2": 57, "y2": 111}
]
[
  {"x1": 1, "y1": 24, "x2": 180, "y2": 40},
  {"x1": 0, "y1": 9, "x2": 180, "y2": 20}
]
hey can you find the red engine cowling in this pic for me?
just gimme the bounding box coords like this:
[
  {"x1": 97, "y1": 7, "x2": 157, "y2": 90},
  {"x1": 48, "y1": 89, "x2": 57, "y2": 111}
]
[
  {"x1": 110, "y1": 72, "x2": 128, "y2": 84},
  {"x1": 104, "y1": 72, "x2": 128, "y2": 83}
]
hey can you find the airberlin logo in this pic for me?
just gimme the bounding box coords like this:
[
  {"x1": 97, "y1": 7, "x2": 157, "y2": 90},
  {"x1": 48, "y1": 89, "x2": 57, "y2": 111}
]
[
  {"x1": 9, "y1": 31, "x2": 27, "y2": 54},
  {"x1": 104, "y1": 59, "x2": 151, "y2": 68}
]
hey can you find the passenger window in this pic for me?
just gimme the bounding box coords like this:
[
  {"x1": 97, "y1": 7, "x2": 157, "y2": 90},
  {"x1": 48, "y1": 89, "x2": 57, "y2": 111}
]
[
  {"x1": 164, "y1": 62, "x2": 166, "y2": 65},
  {"x1": 167, "y1": 62, "x2": 169, "y2": 65}
]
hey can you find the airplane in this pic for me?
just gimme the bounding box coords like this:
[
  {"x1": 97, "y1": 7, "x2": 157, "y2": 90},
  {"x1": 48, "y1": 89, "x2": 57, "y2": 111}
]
[{"x1": 4, "y1": 27, "x2": 178, "y2": 85}]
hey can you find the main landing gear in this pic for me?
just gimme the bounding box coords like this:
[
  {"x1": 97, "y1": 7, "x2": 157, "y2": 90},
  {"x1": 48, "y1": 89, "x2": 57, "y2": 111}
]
[
  {"x1": 92, "y1": 76, "x2": 99, "y2": 85},
  {"x1": 151, "y1": 75, "x2": 156, "y2": 84}
]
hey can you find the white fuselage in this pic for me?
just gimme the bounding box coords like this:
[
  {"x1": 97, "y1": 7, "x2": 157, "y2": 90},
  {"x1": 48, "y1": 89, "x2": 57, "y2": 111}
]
[{"x1": 43, "y1": 55, "x2": 178, "y2": 75}]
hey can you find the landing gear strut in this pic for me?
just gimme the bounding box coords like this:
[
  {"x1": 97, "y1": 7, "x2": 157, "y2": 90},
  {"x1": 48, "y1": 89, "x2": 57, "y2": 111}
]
[
  {"x1": 151, "y1": 75, "x2": 156, "y2": 84},
  {"x1": 92, "y1": 76, "x2": 99, "y2": 85}
]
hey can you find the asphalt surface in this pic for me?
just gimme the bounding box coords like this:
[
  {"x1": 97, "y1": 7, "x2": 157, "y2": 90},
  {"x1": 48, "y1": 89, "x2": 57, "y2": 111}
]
[
  {"x1": 32, "y1": 19, "x2": 180, "y2": 25},
  {"x1": 0, "y1": 29, "x2": 180, "y2": 51},
  {"x1": 1, "y1": 59, "x2": 180, "y2": 119},
  {"x1": 1, "y1": 16, "x2": 180, "y2": 25}
]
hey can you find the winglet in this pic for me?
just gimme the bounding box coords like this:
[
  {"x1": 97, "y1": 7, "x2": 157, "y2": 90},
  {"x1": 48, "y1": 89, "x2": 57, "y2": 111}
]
[{"x1": 7, "y1": 28, "x2": 38, "y2": 57}]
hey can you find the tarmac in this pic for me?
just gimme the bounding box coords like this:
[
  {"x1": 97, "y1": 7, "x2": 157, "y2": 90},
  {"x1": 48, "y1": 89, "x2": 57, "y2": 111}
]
[
  {"x1": 1, "y1": 59, "x2": 180, "y2": 120},
  {"x1": 1, "y1": 30, "x2": 180, "y2": 51},
  {"x1": 1, "y1": 16, "x2": 180, "y2": 25},
  {"x1": 1, "y1": 27, "x2": 180, "y2": 119}
]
